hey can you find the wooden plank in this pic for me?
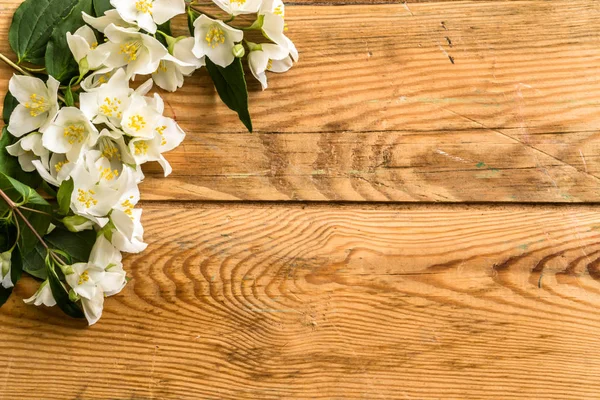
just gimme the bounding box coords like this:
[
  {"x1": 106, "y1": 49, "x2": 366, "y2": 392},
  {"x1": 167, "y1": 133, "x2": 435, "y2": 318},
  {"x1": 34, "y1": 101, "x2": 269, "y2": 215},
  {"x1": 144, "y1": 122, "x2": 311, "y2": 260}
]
[
  {"x1": 1, "y1": 1, "x2": 600, "y2": 202},
  {"x1": 2, "y1": 203, "x2": 600, "y2": 399},
  {"x1": 142, "y1": 129, "x2": 600, "y2": 201}
]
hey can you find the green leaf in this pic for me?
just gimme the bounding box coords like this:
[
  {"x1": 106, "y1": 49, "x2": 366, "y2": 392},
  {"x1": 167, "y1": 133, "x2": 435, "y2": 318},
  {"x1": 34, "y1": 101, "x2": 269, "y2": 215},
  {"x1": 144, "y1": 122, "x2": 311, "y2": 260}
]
[
  {"x1": 48, "y1": 265, "x2": 84, "y2": 319},
  {"x1": 9, "y1": 0, "x2": 80, "y2": 65},
  {"x1": 23, "y1": 228, "x2": 96, "y2": 279},
  {"x1": 0, "y1": 130, "x2": 42, "y2": 189},
  {"x1": 0, "y1": 224, "x2": 18, "y2": 308},
  {"x1": 93, "y1": 0, "x2": 113, "y2": 17},
  {"x1": 0, "y1": 172, "x2": 52, "y2": 255},
  {"x1": 0, "y1": 285, "x2": 11, "y2": 308},
  {"x1": 46, "y1": 0, "x2": 94, "y2": 83},
  {"x1": 11, "y1": 246, "x2": 23, "y2": 285},
  {"x1": 56, "y1": 178, "x2": 73, "y2": 216},
  {"x1": 205, "y1": 58, "x2": 253, "y2": 132},
  {"x1": 3, "y1": 92, "x2": 18, "y2": 125}
]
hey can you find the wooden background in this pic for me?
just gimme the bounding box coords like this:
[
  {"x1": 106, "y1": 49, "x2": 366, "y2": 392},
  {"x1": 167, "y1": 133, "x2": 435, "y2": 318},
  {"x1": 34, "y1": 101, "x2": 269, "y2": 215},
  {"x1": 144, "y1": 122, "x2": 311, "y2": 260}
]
[{"x1": 2, "y1": 0, "x2": 600, "y2": 399}]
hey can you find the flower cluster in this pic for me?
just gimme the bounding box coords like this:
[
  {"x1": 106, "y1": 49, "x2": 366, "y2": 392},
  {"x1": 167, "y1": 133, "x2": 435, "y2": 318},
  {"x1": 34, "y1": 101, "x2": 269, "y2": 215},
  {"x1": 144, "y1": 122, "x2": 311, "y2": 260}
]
[
  {"x1": 0, "y1": 0, "x2": 297, "y2": 325},
  {"x1": 71, "y1": 0, "x2": 297, "y2": 92},
  {"x1": 4, "y1": 69, "x2": 184, "y2": 324}
]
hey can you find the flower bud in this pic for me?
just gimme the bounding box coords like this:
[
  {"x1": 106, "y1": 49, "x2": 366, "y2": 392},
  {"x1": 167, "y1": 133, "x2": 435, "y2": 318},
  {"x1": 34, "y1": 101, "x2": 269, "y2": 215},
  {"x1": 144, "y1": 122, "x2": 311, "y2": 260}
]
[
  {"x1": 63, "y1": 215, "x2": 93, "y2": 233},
  {"x1": 79, "y1": 57, "x2": 90, "y2": 77},
  {"x1": 68, "y1": 289, "x2": 80, "y2": 303},
  {"x1": 62, "y1": 265, "x2": 75, "y2": 276},
  {"x1": 0, "y1": 250, "x2": 13, "y2": 289},
  {"x1": 1, "y1": 250, "x2": 11, "y2": 278},
  {"x1": 233, "y1": 44, "x2": 245, "y2": 58}
]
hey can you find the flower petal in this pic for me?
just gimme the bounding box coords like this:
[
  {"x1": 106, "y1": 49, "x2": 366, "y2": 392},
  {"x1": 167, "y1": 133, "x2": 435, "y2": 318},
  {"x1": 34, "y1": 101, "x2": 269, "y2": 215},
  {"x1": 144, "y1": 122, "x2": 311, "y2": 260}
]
[{"x1": 8, "y1": 104, "x2": 45, "y2": 137}]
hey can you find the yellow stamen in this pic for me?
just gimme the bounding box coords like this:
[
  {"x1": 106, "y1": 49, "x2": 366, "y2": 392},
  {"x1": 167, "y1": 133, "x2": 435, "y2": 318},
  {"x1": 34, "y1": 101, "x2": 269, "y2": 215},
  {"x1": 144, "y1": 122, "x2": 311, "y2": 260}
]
[
  {"x1": 99, "y1": 97, "x2": 123, "y2": 118},
  {"x1": 121, "y1": 196, "x2": 135, "y2": 216},
  {"x1": 157, "y1": 60, "x2": 168, "y2": 73},
  {"x1": 63, "y1": 124, "x2": 86, "y2": 145},
  {"x1": 78, "y1": 270, "x2": 90, "y2": 285},
  {"x1": 128, "y1": 115, "x2": 146, "y2": 132},
  {"x1": 133, "y1": 141, "x2": 149, "y2": 155},
  {"x1": 205, "y1": 25, "x2": 226, "y2": 49},
  {"x1": 77, "y1": 189, "x2": 98, "y2": 208},
  {"x1": 156, "y1": 125, "x2": 167, "y2": 146},
  {"x1": 99, "y1": 167, "x2": 119, "y2": 181},
  {"x1": 135, "y1": 0, "x2": 153, "y2": 14},
  {"x1": 119, "y1": 41, "x2": 142, "y2": 62},
  {"x1": 55, "y1": 160, "x2": 69, "y2": 172},
  {"x1": 24, "y1": 93, "x2": 49, "y2": 117}
]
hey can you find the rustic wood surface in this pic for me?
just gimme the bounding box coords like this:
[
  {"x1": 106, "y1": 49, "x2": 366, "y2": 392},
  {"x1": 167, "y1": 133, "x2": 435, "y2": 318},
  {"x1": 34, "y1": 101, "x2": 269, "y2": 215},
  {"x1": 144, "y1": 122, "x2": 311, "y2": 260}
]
[
  {"x1": 3, "y1": 204, "x2": 600, "y2": 399},
  {"x1": 1, "y1": 0, "x2": 600, "y2": 399}
]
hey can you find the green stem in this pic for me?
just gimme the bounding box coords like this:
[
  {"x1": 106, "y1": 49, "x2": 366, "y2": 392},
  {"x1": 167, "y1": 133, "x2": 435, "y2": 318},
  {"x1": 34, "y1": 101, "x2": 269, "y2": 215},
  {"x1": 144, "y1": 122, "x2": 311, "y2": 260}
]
[{"x1": 22, "y1": 66, "x2": 47, "y2": 73}]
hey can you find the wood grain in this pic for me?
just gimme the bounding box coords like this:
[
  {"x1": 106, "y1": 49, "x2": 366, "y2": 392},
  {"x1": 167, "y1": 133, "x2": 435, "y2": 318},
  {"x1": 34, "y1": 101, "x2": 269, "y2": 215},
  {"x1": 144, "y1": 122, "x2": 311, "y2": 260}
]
[
  {"x1": 1, "y1": 1, "x2": 600, "y2": 201},
  {"x1": 2, "y1": 203, "x2": 600, "y2": 399},
  {"x1": 141, "y1": 128, "x2": 600, "y2": 202}
]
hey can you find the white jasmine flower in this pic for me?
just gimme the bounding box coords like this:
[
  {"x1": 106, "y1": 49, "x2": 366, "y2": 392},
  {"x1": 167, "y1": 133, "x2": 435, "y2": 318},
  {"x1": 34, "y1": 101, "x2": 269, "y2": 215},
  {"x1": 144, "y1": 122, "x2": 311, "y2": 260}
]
[
  {"x1": 120, "y1": 93, "x2": 161, "y2": 138},
  {"x1": 80, "y1": 68, "x2": 132, "y2": 127},
  {"x1": 6, "y1": 132, "x2": 50, "y2": 172},
  {"x1": 66, "y1": 25, "x2": 108, "y2": 72},
  {"x1": 192, "y1": 15, "x2": 243, "y2": 68},
  {"x1": 98, "y1": 24, "x2": 168, "y2": 78},
  {"x1": 110, "y1": 0, "x2": 185, "y2": 34},
  {"x1": 111, "y1": 207, "x2": 147, "y2": 253},
  {"x1": 213, "y1": 0, "x2": 263, "y2": 16},
  {"x1": 0, "y1": 251, "x2": 12, "y2": 289},
  {"x1": 125, "y1": 95, "x2": 184, "y2": 176},
  {"x1": 82, "y1": 10, "x2": 135, "y2": 34},
  {"x1": 109, "y1": 177, "x2": 147, "y2": 253},
  {"x1": 261, "y1": 12, "x2": 298, "y2": 62},
  {"x1": 248, "y1": 43, "x2": 292, "y2": 89},
  {"x1": 32, "y1": 153, "x2": 76, "y2": 187},
  {"x1": 66, "y1": 236, "x2": 127, "y2": 325},
  {"x1": 7, "y1": 75, "x2": 59, "y2": 137},
  {"x1": 24, "y1": 280, "x2": 56, "y2": 307},
  {"x1": 153, "y1": 38, "x2": 203, "y2": 92},
  {"x1": 69, "y1": 151, "x2": 129, "y2": 225},
  {"x1": 95, "y1": 128, "x2": 136, "y2": 171},
  {"x1": 80, "y1": 67, "x2": 118, "y2": 92},
  {"x1": 42, "y1": 107, "x2": 100, "y2": 162}
]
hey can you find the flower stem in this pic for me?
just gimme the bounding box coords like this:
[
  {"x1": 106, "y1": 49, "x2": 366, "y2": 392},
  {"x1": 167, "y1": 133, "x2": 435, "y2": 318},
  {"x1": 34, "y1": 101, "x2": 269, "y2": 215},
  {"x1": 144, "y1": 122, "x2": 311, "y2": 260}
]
[
  {"x1": 18, "y1": 205, "x2": 52, "y2": 217},
  {"x1": 0, "y1": 187, "x2": 68, "y2": 267},
  {"x1": 0, "y1": 52, "x2": 32, "y2": 76},
  {"x1": 0, "y1": 187, "x2": 48, "y2": 251}
]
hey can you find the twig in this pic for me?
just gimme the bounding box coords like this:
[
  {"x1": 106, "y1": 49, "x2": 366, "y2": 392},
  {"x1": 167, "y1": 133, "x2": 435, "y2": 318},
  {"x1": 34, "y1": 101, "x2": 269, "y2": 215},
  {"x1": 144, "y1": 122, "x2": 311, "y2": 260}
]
[{"x1": 0, "y1": 52, "x2": 67, "y2": 103}]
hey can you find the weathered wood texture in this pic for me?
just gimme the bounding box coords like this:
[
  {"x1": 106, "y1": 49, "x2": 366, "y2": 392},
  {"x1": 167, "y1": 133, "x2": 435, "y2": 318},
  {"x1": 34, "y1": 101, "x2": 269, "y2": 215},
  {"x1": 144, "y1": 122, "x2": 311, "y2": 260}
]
[
  {"x1": 2, "y1": 204, "x2": 600, "y2": 399},
  {"x1": 2, "y1": 1, "x2": 600, "y2": 201}
]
